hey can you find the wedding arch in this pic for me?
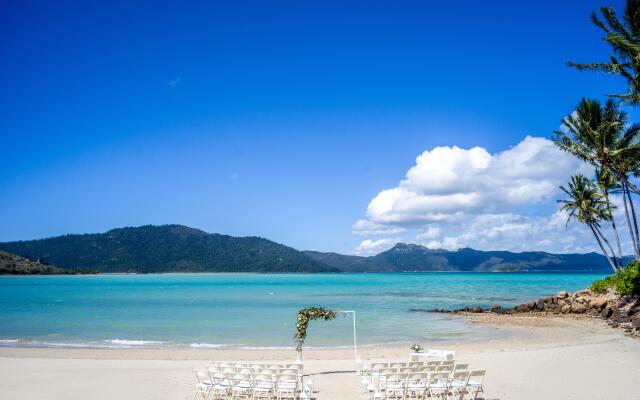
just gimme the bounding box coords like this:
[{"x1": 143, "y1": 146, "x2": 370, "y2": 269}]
[{"x1": 294, "y1": 307, "x2": 359, "y2": 370}]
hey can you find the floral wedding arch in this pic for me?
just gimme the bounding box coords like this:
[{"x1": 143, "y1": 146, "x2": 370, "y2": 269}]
[
  {"x1": 294, "y1": 306, "x2": 359, "y2": 372},
  {"x1": 294, "y1": 306, "x2": 338, "y2": 352}
]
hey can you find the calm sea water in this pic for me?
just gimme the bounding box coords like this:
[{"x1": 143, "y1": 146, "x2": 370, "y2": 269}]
[{"x1": 0, "y1": 273, "x2": 605, "y2": 349}]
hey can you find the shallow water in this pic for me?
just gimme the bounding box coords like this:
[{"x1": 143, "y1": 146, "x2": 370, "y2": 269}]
[{"x1": 0, "y1": 272, "x2": 605, "y2": 348}]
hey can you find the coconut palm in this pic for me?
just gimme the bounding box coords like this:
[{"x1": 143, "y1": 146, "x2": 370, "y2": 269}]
[
  {"x1": 554, "y1": 98, "x2": 640, "y2": 257},
  {"x1": 596, "y1": 167, "x2": 624, "y2": 265},
  {"x1": 567, "y1": 0, "x2": 640, "y2": 105},
  {"x1": 559, "y1": 174, "x2": 619, "y2": 271}
]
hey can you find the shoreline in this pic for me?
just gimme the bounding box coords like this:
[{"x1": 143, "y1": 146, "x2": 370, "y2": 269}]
[{"x1": 1, "y1": 314, "x2": 639, "y2": 399}]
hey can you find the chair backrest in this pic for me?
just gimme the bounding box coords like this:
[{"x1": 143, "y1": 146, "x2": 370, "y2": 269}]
[
  {"x1": 450, "y1": 371, "x2": 470, "y2": 387},
  {"x1": 440, "y1": 360, "x2": 455, "y2": 366},
  {"x1": 276, "y1": 374, "x2": 298, "y2": 389},
  {"x1": 426, "y1": 361, "x2": 441, "y2": 367},
  {"x1": 207, "y1": 365, "x2": 221, "y2": 373},
  {"x1": 278, "y1": 368, "x2": 299, "y2": 376},
  {"x1": 253, "y1": 374, "x2": 274, "y2": 389},
  {"x1": 436, "y1": 365, "x2": 453, "y2": 373},
  {"x1": 385, "y1": 373, "x2": 406, "y2": 385},
  {"x1": 194, "y1": 369, "x2": 211, "y2": 384},
  {"x1": 230, "y1": 373, "x2": 252, "y2": 385},
  {"x1": 407, "y1": 373, "x2": 428, "y2": 387},
  {"x1": 424, "y1": 365, "x2": 437, "y2": 373},
  {"x1": 468, "y1": 370, "x2": 486, "y2": 385},
  {"x1": 428, "y1": 372, "x2": 450, "y2": 387},
  {"x1": 259, "y1": 368, "x2": 276, "y2": 375},
  {"x1": 453, "y1": 363, "x2": 468, "y2": 371},
  {"x1": 389, "y1": 362, "x2": 406, "y2": 368},
  {"x1": 283, "y1": 364, "x2": 302, "y2": 372},
  {"x1": 408, "y1": 362, "x2": 424, "y2": 368},
  {"x1": 370, "y1": 362, "x2": 388, "y2": 371},
  {"x1": 379, "y1": 368, "x2": 396, "y2": 375}
]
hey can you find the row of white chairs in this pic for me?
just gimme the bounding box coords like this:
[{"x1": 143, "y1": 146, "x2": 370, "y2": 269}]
[
  {"x1": 370, "y1": 363, "x2": 467, "y2": 377},
  {"x1": 367, "y1": 370, "x2": 485, "y2": 400},
  {"x1": 368, "y1": 360, "x2": 455, "y2": 370},
  {"x1": 366, "y1": 370, "x2": 485, "y2": 400},
  {"x1": 211, "y1": 362, "x2": 303, "y2": 371},
  {"x1": 194, "y1": 362, "x2": 307, "y2": 400}
]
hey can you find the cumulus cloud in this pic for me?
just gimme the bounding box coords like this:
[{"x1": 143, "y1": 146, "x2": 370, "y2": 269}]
[
  {"x1": 352, "y1": 219, "x2": 406, "y2": 235},
  {"x1": 365, "y1": 136, "x2": 590, "y2": 225},
  {"x1": 417, "y1": 211, "x2": 600, "y2": 253},
  {"x1": 353, "y1": 238, "x2": 398, "y2": 256},
  {"x1": 352, "y1": 136, "x2": 607, "y2": 255}
]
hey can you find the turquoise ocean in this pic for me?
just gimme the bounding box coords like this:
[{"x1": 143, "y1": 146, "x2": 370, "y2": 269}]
[{"x1": 0, "y1": 273, "x2": 605, "y2": 349}]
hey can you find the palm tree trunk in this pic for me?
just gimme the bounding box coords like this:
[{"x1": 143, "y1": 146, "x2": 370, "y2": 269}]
[
  {"x1": 622, "y1": 183, "x2": 640, "y2": 259},
  {"x1": 593, "y1": 224, "x2": 619, "y2": 272},
  {"x1": 610, "y1": 216, "x2": 624, "y2": 268},
  {"x1": 590, "y1": 224, "x2": 617, "y2": 272},
  {"x1": 620, "y1": 174, "x2": 640, "y2": 196},
  {"x1": 604, "y1": 192, "x2": 623, "y2": 268},
  {"x1": 625, "y1": 186, "x2": 640, "y2": 255}
]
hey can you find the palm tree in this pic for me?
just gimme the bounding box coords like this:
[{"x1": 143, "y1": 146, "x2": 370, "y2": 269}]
[
  {"x1": 567, "y1": 0, "x2": 640, "y2": 105},
  {"x1": 596, "y1": 167, "x2": 624, "y2": 265},
  {"x1": 559, "y1": 175, "x2": 619, "y2": 272},
  {"x1": 554, "y1": 98, "x2": 640, "y2": 258}
]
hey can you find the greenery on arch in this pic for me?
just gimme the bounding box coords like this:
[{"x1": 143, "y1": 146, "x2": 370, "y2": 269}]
[{"x1": 295, "y1": 307, "x2": 339, "y2": 352}]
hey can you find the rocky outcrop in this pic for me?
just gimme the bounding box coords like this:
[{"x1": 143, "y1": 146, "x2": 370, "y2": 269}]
[{"x1": 435, "y1": 287, "x2": 640, "y2": 338}]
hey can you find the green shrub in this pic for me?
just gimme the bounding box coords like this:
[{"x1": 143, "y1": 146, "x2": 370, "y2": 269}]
[{"x1": 591, "y1": 261, "x2": 640, "y2": 296}]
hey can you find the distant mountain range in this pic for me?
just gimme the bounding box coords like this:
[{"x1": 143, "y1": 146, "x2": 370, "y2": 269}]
[
  {"x1": 0, "y1": 225, "x2": 616, "y2": 274},
  {"x1": 304, "y1": 243, "x2": 617, "y2": 272}
]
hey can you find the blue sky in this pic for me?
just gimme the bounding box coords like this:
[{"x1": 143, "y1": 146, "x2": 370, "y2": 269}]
[{"x1": 0, "y1": 0, "x2": 634, "y2": 254}]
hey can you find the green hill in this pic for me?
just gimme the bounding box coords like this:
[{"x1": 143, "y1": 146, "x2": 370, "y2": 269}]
[
  {"x1": 0, "y1": 250, "x2": 75, "y2": 275},
  {"x1": 0, "y1": 225, "x2": 337, "y2": 273}
]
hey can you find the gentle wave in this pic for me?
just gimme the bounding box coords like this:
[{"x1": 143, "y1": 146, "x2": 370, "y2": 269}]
[
  {"x1": 189, "y1": 342, "x2": 224, "y2": 348},
  {"x1": 108, "y1": 339, "x2": 164, "y2": 346}
]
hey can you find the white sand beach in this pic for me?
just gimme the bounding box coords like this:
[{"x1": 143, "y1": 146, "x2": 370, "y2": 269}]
[{"x1": 1, "y1": 315, "x2": 638, "y2": 400}]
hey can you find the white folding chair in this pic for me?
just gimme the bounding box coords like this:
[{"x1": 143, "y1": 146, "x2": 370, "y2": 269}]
[
  {"x1": 253, "y1": 374, "x2": 275, "y2": 400},
  {"x1": 229, "y1": 373, "x2": 253, "y2": 400},
  {"x1": 275, "y1": 373, "x2": 298, "y2": 400},
  {"x1": 466, "y1": 370, "x2": 486, "y2": 400},
  {"x1": 449, "y1": 370, "x2": 470, "y2": 400},
  {"x1": 453, "y1": 364, "x2": 468, "y2": 372},
  {"x1": 383, "y1": 373, "x2": 406, "y2": 400},
  {"x1": 406, "y1": 372, "x2": 428, "y2": 400},
  {"x1": 427, "y1": 372, "x2": 450, "y2": 399},
  {"x1": 193, "y1": 369, "x2": 213, "y2": 400},
  {"x1": 208, "y1": 370, "x2": 231, "y2": 400}
]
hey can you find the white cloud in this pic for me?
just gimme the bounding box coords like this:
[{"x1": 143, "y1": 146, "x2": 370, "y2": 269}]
[
  {"x1": 416, "y1": 211, "x2": 599, "y2": 253},
  {"x1": 352, "y1": 219, "x2": 406, "y2": 235},
  {"x1": 352, "y1": 136, "x2": 613, "y2": 255},
  {"x1": 353, "y1": 238, "x2": 397, "y2": 256},
  {"x1": 365, "y1": 136, "x2": 590, "y2": 225}
]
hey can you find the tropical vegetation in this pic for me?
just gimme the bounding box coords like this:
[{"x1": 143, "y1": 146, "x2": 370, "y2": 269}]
[
  {"x1": 294, "y1": 307, "x2": 338, "y2": 352},
  {"x1": 591, "y1": 260, "x2": 640, "y2": 295},
  {"x1": 556, "y1": 0, "x2": 640, "y2": 295}
]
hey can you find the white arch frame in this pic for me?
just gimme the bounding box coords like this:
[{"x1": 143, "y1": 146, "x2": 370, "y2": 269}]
[{"x1": 338, "y1": 310, "x2": 358, "y2": 373}]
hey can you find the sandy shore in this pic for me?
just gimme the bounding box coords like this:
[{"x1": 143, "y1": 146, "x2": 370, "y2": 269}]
[{"x1": 1, "y1": 315, "x2": 639, "y2": 400}]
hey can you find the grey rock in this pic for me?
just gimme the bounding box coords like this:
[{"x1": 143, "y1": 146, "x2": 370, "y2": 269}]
[
  {"x1": 601, "y1": 306, "x2": 613, "y2": 318},
  {"x1": 571, "y1": 303, "x2": 587, "y2": 314}
]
